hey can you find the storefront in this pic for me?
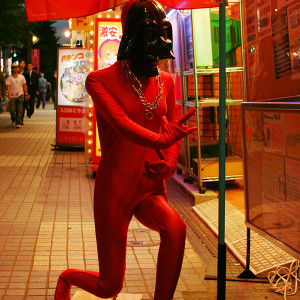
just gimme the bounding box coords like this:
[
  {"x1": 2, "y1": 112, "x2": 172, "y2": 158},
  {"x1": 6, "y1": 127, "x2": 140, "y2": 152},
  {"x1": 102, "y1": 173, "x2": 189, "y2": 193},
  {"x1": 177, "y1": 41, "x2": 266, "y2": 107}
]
[{"x1": 25, "y1": 0, "x2": 300, "y2": 287}]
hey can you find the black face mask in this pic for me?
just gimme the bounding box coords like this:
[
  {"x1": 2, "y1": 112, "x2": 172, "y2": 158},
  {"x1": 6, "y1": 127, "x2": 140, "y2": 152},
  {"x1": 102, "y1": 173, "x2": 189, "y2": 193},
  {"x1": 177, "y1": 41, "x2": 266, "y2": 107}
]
[{"x1": 117, "y1": 0, "x2": 175, "y2": 77}]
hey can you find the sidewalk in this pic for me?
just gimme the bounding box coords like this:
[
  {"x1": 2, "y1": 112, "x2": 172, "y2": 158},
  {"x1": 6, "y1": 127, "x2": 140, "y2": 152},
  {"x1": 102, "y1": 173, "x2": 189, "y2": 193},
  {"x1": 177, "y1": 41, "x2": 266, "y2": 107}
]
[{"x1": 0, "y1": 105, "x2": 287, "y2": 299}]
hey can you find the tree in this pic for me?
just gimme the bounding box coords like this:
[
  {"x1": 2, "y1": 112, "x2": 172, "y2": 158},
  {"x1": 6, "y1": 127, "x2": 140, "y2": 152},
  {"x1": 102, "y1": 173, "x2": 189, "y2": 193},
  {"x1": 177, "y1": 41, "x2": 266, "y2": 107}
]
[
  {"x1": 30, "y1": 21, "x2": 60, "y2": 79},
  {"x1": 0, "y1": 0, "x2": 28, "y2": 49},
  {"x1": 0, "y1": 0, "x2": 60, "y2": 78}
]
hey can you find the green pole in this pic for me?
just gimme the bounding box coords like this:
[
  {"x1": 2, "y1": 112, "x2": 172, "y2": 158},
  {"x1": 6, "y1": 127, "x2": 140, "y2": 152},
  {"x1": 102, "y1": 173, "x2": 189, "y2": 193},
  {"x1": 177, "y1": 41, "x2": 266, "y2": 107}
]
[{"x1": 217, "y1": 0, "x2": 227, "y2": 299}]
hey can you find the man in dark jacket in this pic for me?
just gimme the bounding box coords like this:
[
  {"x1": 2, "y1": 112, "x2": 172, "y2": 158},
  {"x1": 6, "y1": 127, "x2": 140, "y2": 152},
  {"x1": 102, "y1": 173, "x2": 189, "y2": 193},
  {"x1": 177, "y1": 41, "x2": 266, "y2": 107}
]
[{"x1": 24, "y1": 62, "x2": 39, "y2": 118}]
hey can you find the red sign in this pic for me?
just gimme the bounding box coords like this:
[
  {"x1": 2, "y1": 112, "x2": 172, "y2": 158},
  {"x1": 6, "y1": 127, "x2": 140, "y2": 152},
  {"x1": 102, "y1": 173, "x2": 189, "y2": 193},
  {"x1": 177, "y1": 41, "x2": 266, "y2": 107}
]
[
  {"x1": 57, "y1": 106, "x2": 86, "y2": 145},
  {"x1": 31, "y1": 49, "x2": 40, "y2": 72}
]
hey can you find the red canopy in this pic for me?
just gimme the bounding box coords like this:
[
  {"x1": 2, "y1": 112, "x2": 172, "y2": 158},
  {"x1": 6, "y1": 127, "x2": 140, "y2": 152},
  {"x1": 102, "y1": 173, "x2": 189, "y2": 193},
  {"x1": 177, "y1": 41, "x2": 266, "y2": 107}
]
[{"x1": 25, "y1": 0, "x2": 219, "y2": 22}]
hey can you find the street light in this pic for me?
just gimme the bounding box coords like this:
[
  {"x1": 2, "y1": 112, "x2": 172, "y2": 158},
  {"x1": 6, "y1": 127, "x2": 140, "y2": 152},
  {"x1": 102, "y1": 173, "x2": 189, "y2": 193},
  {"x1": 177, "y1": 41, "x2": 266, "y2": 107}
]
[
  {"x1": 27, "y1": 31, "x2": 39, "y2": 63},
  {"x1": 64, "y1": 30, "x2": 71, "y2": 38},
  {"x1": 29, "y1": 31, "x2": 39, "y2": 44}
]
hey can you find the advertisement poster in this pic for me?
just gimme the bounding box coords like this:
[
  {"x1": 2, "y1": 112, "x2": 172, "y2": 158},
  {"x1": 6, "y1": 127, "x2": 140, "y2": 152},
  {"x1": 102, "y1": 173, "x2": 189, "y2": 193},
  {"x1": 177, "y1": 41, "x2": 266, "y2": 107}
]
[
  {"x1": 271, "y1": 8, "x2": 292, "y2": 80},
  {"x1": 284, "y1": 157, "x2": 300, "y2": 251},
  {"x1": 247, "y1": 43, "x2": 260, "y2": 78},
  {"x1": 245, "y1": 0, "x2": 259, "y2": 78},
  {"x1": 281, "y1": 199, "x2": 300, "y2": 251},
  {"x1": 245, "y1": 0, "x2": 257, "y2": 44},
  {"x1": 58, "y1": 48, "x2": 90, "y2": 106},
  {"x1": 285, "y1": 157, "x2": 300, "y2": 202},
  {"x1": 95, "y1": 18, "x2": 122, "y2": 70},
  {"x1": 257, "y1": 0, "x2": 272, "y2": 40},
  {"x1": 57, "y1": 48, "x2": 91, "y2": 146},
  {"x1": 277, "y1": 0, "x2": 297, "y2": 10},
  {"x1": 245, "y1": 110, "x2": 264, "y2": 151},
  {"x1": 287, "y1": 2, "x2": 300, "y2": 79},
  {"x1": 263, "y1": 191, "x2": 298, "y2": 250},
  {"x1": 285, "y1": 112, "x2": 300, "y2": 159},
  {"x1": 262, "y1": 152, "x2": 285, "y2": 200},
  {"x1": 263, "y1": 112, "x2": 286, "y2": 155},
  {"x1": 262, "y1": 192, "x2": 284, "y2": 238},
  {"x1": 57, "y1": 106, "x2": 86, "y2": 145},
  {"x1": 243, "y1": 0, "x2": 300, "y2": 101}
]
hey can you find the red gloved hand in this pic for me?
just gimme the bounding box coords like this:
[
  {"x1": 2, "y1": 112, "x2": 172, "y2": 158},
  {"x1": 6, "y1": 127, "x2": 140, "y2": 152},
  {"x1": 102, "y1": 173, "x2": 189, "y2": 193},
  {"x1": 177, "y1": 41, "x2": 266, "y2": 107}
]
[
  {"x1": 157, "y1": 108, "x2": 197, "y2": 148},
  {"x1": 144, "y1": 159, "x2": 175, "y2": 181},
  {"x1": 144, "y1": 146, "x2": 178, "y2": 181}
]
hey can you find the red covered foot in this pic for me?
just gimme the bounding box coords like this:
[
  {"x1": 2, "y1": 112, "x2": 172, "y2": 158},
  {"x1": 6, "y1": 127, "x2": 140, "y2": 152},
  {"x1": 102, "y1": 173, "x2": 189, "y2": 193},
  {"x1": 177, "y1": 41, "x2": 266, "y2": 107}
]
[{"x1": 54, "y1": 275, "x2": 71, "y2": 300}]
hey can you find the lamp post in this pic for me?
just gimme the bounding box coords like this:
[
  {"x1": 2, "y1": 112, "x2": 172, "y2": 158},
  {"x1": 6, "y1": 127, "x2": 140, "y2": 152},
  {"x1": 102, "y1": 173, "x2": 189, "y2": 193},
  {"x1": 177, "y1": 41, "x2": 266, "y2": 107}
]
[{"x1": 27, "y1": 31, "x2": 39, "y2": 63}]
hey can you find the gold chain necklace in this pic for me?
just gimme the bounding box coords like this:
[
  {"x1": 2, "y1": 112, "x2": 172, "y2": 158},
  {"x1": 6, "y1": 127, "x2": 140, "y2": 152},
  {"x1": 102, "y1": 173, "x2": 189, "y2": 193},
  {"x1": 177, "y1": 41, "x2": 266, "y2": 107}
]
[{"x1": 122, "y1": 60, "x2": 163, "y2": 120}]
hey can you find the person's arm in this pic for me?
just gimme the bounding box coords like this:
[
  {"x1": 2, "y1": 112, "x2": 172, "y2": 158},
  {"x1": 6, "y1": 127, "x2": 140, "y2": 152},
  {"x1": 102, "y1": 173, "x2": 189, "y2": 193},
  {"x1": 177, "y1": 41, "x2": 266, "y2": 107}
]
[
  {"x1": 35, "y1": 74, "x2": 39, "y2": 94},
  {"x1": 7, "y1": 85, "x2": 11, "y2": 100},
  {"x1": 0, "y1": 73, "x2": 5, "y2": 99},
  {"x1": 85, "y1": 71, "x2": 196, "y2": 150},
  {"x1": 23, "y1": 83, "x2": 30, "y2": 101}
]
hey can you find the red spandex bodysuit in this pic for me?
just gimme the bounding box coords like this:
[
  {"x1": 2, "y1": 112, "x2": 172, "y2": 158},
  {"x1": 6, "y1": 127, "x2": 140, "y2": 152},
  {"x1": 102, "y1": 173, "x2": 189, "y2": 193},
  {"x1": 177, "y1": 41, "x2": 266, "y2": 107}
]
[{"x1": 54, "y1": 61, "x2": 196, "y2": 300}]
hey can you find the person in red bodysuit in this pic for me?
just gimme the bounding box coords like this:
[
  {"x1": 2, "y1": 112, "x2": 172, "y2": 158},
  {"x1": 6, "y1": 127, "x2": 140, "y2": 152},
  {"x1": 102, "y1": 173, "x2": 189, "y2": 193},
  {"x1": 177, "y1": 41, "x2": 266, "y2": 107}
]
[{"x1": 54, "y1": 1, "x2": 197, "y2": 299}]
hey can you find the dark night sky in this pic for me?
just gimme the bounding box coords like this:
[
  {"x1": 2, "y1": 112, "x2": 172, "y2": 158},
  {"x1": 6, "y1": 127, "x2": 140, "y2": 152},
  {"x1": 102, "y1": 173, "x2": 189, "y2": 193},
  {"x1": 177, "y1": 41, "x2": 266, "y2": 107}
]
[{"x1": 53, "y1": 20, "x2": 70, "y2": 45}]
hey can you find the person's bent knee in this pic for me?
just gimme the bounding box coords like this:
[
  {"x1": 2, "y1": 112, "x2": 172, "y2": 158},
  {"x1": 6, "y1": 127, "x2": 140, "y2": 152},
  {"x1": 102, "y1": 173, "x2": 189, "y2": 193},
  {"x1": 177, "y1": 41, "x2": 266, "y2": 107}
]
[
  {"x1": 98, "y1": 279, "x2": 123, "y2": 298},
  {"x1": 175, "y1": 217, "x2": 186, "y2": 239},
  {"x1": 163, "y1": 215, "x2": 186, "y2": 240},
  {"x1": 59, "y1": 268, "x2": 75, "y2": 280}
]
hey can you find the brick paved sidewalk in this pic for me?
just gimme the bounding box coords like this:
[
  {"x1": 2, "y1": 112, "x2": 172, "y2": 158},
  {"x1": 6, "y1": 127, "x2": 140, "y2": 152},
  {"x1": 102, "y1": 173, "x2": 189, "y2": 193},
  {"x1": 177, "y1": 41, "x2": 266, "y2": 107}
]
[{"x1": 0, "y1": 106, "x2": 287, "y2": 299}]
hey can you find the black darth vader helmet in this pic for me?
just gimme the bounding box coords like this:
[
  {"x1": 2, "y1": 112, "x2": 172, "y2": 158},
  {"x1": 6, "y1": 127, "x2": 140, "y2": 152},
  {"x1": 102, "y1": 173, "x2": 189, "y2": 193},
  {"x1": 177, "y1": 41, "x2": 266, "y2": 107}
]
[{"x1": 117, "y1": 0, "x2": 175, "y2": 76}]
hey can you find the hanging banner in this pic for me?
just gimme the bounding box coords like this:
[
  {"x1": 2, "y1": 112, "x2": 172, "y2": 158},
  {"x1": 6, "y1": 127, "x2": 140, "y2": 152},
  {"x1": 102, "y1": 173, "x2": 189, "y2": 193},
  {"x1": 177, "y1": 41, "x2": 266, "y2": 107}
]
[
  {"x1": 56, "y1": 48, "x2": 91, "y2": 147},
  {"x1": 25, "y1": 0, "x2": 220, "y2": 22},
  {"x1": 31, "y1": 49, "x2": 40, "y2": 72}
]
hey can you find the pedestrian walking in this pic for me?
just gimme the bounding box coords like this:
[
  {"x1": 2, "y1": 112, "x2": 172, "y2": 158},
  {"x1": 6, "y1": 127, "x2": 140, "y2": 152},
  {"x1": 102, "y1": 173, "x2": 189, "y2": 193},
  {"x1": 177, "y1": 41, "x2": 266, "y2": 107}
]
[
  {"x1": 24, "y1": 62, "x2": 39, "y2": 118},
  {"x1": 6, "y1": 63, "x2": 30, "y2": 128},
  {"x1": 18, "y1": 59, "x2": 26, "y2": 76},
  {"x1": 52, "y1": 71, "x2": 57, "y2": 109},
  {"x1": 19, "y1": 59, "x2": 27, "y2": 124},
  {"x1": 0, "y1": 70, "x2": 6, "y2": 113},
  {"x1": 36, "y1": 73, "x2": 47, "y2": 109}
]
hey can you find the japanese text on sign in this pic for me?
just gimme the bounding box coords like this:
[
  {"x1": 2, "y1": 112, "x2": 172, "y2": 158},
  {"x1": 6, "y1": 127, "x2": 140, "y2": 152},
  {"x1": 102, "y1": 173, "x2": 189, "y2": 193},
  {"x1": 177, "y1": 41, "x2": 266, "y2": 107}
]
[
  {"x1": 98, "y1": 25, "x2": 119, "y2": 39},
  {"x1": 59, "y1": 107, "x2": 86, "y2": 114},
  {"x1": 61, "y1": 53, "x2": 84, "y2": 62}
]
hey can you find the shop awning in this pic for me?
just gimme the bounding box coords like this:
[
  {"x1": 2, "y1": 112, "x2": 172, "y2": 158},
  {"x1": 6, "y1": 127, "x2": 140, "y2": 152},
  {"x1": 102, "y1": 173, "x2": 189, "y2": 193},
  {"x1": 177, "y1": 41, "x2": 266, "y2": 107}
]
[{"x1": 25, "y1": 0, "x2": 220, "y2": 22}]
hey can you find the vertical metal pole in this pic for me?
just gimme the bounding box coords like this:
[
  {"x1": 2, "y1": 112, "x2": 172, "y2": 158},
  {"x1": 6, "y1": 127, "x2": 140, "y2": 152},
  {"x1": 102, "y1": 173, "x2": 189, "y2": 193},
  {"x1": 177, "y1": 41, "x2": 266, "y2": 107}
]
[
  {"x1": 179, "y1": 11, "x2": 192, "y2": 179},
  {"x1": 239, "y1": 0, "x2": 247, "y2": 102},
  {"x1": 191, "y1": 10, "x2": 205, "y2": 194},
  {"x1": 227, "y1": 73, "x2": 233, "y2": 155},
  {"x1": 218, "y1": 0, "x2": 227, "y2": 299},
  {"x1": 212, "y1": 74, "x2": 217, "y2": 140},
  {"x1": 183, "y1": 75, "x2": 191, "y2": 177},
  {"x1": 238, "y1": 228, "x2": 257, "y2": 278}
]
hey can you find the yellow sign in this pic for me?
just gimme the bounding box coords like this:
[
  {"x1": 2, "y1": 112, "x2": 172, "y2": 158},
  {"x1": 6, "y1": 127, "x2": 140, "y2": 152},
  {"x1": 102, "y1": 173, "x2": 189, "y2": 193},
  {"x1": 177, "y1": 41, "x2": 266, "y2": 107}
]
[
  {"x1": 95, "y1": 18, "x2": 122, "y2": 70},
  {"x1": 72, "y1": 17, "x2": 88, "y2": 31}
]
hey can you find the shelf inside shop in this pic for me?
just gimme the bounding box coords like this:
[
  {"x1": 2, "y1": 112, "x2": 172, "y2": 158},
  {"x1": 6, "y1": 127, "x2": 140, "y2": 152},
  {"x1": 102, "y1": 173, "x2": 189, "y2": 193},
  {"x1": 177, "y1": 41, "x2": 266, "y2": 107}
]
[
  {"x1": 192, "y1": 156, "x2": 243, "y2": 182},
  {"x1": 184, "y1": 99, "x2": 243, "y2": 107},
  {"x1": 183, "y1": 66, "x2": 243, "y2": 76}
]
